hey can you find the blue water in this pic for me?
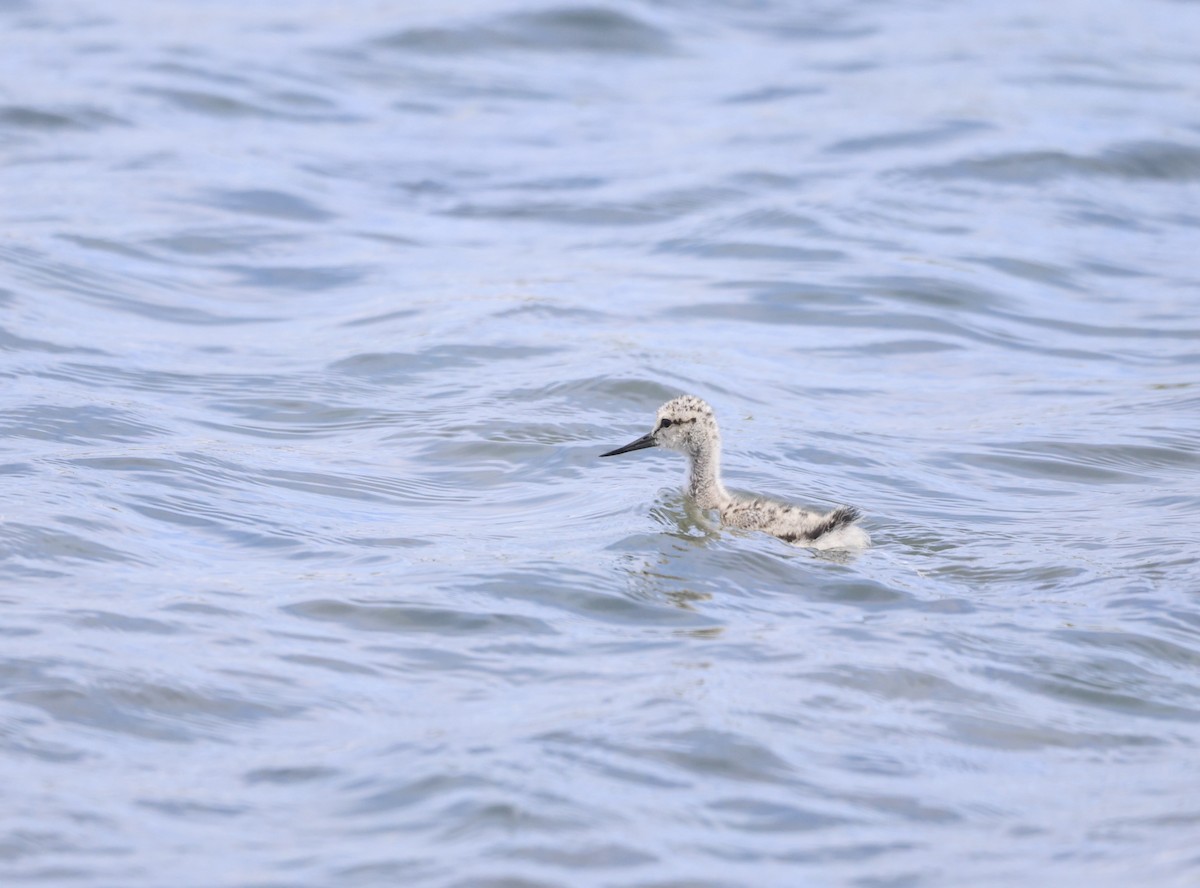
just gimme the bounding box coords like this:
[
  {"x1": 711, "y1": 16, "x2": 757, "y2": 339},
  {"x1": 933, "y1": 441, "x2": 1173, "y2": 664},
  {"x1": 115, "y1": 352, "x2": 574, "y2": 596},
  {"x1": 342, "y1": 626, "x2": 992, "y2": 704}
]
[{"x1": 3, "y1": 1, "x2": 1199, "y2": 886}]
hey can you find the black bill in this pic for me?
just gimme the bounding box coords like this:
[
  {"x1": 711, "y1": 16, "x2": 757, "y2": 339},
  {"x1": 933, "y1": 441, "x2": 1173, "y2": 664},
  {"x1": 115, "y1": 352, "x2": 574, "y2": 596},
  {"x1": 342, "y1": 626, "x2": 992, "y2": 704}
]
[{"x1": 599, "y1": 432, "x2": 656, "y2": 458}]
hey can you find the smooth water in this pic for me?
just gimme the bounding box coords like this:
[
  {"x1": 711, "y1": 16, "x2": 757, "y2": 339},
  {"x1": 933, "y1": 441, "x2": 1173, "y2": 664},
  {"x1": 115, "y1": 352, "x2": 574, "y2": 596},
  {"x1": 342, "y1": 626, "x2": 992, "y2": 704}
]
[{"x1": 3, "y1": 1, "x2": 1199, "y2": 885}]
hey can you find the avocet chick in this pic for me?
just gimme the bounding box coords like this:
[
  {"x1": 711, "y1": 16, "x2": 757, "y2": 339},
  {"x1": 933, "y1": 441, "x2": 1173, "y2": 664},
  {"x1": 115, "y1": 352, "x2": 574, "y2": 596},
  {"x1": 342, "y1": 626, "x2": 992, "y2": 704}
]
[{"x1": 600, "y1": 395, "x2": 869, "y2": 550}]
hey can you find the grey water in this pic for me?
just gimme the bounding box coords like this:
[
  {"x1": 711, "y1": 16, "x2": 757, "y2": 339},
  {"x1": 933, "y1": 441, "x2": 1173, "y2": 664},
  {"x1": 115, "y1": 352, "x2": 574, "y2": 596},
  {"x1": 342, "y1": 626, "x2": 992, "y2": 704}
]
[{"x1": 2, "y1": 1, "x2": 1199, "y2": 885}]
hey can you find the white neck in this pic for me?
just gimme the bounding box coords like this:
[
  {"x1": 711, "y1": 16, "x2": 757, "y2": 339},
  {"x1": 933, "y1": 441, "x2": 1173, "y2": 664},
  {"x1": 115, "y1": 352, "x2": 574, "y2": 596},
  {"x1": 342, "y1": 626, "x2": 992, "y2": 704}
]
[{"x1": 687, "y1": 446, "x2": 728, "y2": 510}]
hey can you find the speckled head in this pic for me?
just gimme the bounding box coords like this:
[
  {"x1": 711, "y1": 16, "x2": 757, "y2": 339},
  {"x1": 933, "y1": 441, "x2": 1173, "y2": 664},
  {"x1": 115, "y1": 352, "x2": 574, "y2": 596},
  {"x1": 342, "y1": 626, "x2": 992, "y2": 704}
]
[{"x1": 599, "y1": 395, "x2": 720, "y2": 459}]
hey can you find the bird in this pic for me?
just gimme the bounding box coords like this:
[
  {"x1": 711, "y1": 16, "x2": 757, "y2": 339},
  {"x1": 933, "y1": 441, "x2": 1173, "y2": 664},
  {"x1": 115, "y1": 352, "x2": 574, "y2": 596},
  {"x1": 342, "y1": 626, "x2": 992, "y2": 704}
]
[{"x1": 600, "y1": 395, "x2": 869, "y2": 550}]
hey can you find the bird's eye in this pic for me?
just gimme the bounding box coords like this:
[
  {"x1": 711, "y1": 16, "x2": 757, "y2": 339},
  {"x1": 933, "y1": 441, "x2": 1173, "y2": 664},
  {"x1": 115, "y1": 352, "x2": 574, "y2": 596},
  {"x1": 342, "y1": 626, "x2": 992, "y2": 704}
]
[{"x1": 660, "y1": 418, "x2": 674, "y2": 429}]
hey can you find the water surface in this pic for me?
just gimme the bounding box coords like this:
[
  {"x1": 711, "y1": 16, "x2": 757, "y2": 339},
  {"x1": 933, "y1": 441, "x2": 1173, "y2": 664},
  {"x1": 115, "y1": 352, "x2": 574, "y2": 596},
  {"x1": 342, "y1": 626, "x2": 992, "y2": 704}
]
[{"x1": 2, "y1": 1, "x2": 1199, "y2": 886}]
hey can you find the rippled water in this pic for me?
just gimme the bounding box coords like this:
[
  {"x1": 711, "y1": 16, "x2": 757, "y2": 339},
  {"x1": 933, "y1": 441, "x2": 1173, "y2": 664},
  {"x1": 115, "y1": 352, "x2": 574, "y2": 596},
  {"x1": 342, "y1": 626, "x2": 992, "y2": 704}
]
[{"x1": 3, "y1": 1, "x2": 1199, "y2": 885}]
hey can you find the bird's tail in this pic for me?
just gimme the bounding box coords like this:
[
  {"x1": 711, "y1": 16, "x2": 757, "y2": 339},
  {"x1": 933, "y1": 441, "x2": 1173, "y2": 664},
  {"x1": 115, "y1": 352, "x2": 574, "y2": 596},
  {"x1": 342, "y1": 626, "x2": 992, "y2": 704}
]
[{"x1": 807, "y1": 505, "x2": 862, "y2": 540}]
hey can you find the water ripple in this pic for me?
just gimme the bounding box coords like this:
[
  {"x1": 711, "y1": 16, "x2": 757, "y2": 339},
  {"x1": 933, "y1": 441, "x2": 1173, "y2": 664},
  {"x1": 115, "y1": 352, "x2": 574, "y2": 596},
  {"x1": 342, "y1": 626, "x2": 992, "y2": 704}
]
[
  {"x1": 908, "y1": 140, "x2": 1200, "y2": 184},
  {"x1": 375, "y1": 7, "x2": 675, "y2": 58}
]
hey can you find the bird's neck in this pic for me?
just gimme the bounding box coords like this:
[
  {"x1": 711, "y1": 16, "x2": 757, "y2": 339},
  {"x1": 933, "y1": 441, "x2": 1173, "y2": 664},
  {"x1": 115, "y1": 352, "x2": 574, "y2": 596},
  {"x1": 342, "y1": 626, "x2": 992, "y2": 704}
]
[{"x1": 687, "y1": 447, "x2": 727, "y2": 510}]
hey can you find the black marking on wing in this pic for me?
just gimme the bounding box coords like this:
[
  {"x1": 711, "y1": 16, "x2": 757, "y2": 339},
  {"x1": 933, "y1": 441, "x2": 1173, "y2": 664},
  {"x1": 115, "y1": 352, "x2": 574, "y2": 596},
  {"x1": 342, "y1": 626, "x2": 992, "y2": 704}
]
[{"x1": 780, "y1": 505, "x2": 862, "y2": 543}]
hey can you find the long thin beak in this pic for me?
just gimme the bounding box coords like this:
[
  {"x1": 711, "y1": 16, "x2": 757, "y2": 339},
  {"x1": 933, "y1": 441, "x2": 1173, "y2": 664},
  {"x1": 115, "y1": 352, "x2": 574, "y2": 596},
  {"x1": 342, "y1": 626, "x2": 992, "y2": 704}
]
[{"x1": 599, "y1": 432, "x2": 656, "y2": 458}]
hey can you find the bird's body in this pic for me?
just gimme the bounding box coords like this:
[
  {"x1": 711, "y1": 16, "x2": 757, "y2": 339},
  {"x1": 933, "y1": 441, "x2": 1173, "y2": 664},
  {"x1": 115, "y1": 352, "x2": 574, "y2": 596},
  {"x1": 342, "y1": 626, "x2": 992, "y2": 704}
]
[{"x1": 601, "y1": 395, "x2": 869, "y2": 550}]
